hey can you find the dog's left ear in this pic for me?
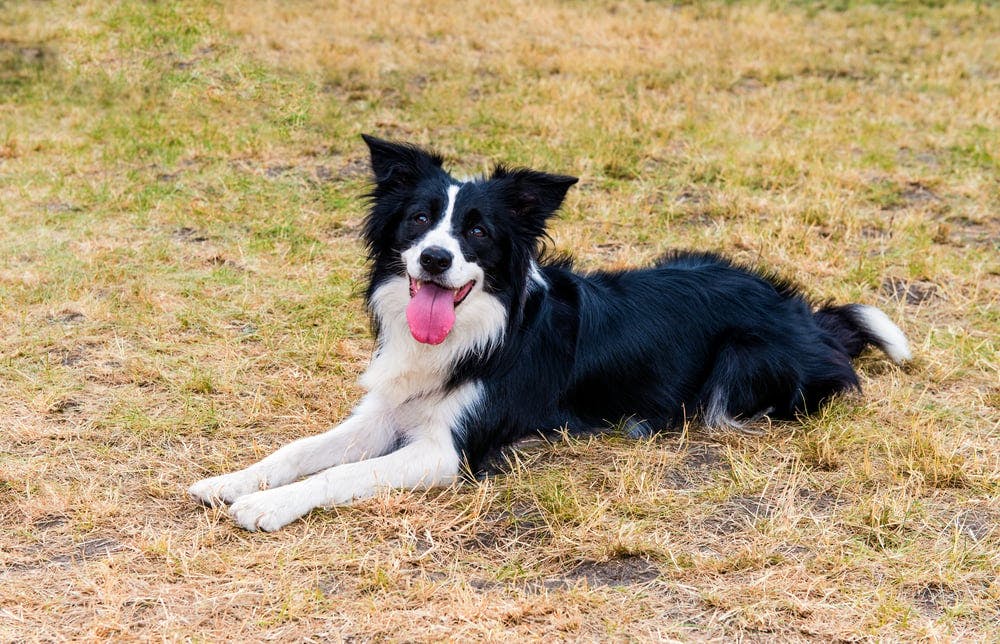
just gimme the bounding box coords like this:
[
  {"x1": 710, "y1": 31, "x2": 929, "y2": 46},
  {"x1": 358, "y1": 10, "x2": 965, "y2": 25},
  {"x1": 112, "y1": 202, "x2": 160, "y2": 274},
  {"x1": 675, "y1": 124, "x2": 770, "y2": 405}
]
[
  {"x1": 491, "y1": 165, "x2": 578, "y2": 235},
  {"x1": 362, "y1": 134, "x2": 443, "y2": 190}
]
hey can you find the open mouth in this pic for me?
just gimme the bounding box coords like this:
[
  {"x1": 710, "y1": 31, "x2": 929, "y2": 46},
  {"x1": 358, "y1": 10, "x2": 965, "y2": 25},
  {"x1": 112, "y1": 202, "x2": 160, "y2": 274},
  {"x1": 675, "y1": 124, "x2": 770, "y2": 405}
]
[
  {"x1": 408, "y1": 277, "x2": 475, "y2": 305},
  {"x1": 405, "y1": 277, "x2": 476, "y2": 345}
]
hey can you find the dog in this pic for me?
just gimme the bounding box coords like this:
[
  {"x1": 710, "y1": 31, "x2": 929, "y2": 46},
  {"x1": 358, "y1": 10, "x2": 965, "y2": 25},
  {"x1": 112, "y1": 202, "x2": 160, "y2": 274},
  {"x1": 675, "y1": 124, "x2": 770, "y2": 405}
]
[{"x1": 188, "y1": 135, "x2": 911, "y2": 531}]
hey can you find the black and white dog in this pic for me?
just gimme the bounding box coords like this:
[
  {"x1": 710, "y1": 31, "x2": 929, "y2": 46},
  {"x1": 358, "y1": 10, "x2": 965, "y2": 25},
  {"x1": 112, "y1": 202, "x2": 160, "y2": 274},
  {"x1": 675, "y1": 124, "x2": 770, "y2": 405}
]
[{"x1": 189, "y1": 135, "x2": 910, "y2": 531}]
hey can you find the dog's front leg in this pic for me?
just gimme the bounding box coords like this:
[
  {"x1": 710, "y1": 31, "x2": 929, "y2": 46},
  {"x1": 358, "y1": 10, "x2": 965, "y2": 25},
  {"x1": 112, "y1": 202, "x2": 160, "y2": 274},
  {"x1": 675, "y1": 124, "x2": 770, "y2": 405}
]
[
  {"x1": 188, "y1": 394, "x2": 396, "y2": 507},
  {"x1": 228, "y1": 433, "x2": 461, "y2": 532}
]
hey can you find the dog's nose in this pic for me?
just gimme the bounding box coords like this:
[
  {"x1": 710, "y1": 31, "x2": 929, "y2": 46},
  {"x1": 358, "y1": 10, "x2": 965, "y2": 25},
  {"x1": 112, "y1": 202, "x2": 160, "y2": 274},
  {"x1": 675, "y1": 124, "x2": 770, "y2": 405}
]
[{"x1": 419, "y1": 246, "x2": 452, "y2": 275}]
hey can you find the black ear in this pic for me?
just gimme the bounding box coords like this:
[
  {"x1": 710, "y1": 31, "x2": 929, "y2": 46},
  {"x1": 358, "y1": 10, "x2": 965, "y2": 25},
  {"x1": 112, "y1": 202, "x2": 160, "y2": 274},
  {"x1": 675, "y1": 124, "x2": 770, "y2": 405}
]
[
  {"x1": 361, "y1": 134, "x2": 444, "y2": 189},
  {"x1": 490, "y1": 164, "x2": 578, "y2": 234}
]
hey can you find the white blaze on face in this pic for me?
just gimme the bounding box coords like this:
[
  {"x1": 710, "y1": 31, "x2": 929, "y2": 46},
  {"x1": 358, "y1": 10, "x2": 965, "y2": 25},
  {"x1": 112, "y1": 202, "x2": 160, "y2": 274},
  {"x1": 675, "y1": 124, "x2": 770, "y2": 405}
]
[
  {"x1": 400, "y1": 183, "x2": 482, "y2": 289},
  {"x1": 397, "y1": 182, "x2": 490, "y2": 345}
]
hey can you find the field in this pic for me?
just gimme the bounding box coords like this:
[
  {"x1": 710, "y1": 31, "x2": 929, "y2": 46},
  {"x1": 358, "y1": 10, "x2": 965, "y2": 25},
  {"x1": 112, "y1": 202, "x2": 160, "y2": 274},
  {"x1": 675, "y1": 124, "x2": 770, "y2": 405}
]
[{"x1": 2, "y1": 0, "x2": 998, "y2": 640}]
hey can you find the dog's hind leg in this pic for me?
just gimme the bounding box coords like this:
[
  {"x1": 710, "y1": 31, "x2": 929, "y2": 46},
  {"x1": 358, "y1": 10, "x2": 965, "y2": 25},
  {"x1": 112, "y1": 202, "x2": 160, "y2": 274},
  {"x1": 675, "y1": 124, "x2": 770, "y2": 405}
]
[
  {"x1": 698, "y1": 327, "x2": 866, "y2": 428},
  {"x1": 188, "y1": 394, "x2": 398, "y2": 507},
  {"x1": 698, "y1": 334, "x2": 801, "y2": 429}
]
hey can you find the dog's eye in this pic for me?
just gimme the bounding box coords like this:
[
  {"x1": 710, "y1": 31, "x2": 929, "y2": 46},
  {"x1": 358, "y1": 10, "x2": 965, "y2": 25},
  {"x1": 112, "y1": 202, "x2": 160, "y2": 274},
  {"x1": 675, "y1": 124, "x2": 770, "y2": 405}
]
[
  {"x1": 468, "y1": 226, "x2": 487, "y2": 239},
  {"x1": 412, "y1": 213, "x2": 430, "y2": 225}
]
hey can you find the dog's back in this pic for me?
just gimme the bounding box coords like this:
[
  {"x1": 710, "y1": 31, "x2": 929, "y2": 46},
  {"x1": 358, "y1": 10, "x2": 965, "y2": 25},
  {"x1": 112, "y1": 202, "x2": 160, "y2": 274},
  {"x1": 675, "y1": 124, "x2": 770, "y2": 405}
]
[{"x1": 457, "y1": 251, "x2": 909, "y2": 470}]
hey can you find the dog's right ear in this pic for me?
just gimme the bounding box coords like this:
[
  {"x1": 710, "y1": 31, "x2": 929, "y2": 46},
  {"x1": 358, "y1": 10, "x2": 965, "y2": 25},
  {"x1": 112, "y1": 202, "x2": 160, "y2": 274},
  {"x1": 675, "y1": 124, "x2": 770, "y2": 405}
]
[{"x1": 361, "y1": 134, "x2": 443, "y2": 190}]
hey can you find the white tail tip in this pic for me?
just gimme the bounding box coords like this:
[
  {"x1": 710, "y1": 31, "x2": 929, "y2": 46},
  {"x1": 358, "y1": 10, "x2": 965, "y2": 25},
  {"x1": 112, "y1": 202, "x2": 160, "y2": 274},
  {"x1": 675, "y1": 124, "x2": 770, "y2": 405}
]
[{"x1": 854, "y1": 305, "x2": 912, "y2": 364}]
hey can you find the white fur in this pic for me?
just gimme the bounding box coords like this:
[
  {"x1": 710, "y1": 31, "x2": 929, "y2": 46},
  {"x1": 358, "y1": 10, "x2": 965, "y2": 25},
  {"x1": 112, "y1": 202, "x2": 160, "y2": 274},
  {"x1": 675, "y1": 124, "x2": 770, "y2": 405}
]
[
  {"x1": 362, "y1": 276, "x2": 506, "y2": 404},
  {"x1": 528, "y1": 260, "x2": 547, "y2": 290},
  {"x1": 704, "y1": 388, "x2": 740, "y2": 429},
  {"x1": 400, "y1": 183, "x2": 483, "y2": 290},
  {"x1": 189, "y1": 217, "x2": 506, "y2": 530},
  {"x1": 227, "y1": 383, "x2": 478, "y2": 532},
  {"x1": 704, "y1": 389, "x2": 774, "y2": 431},
  {"x1": 186, "y1": 394, "x2": 398, "y2": 506},
  {"x1": 854, "y1": 305, "x2": 912, "y2": 363},
  {"x1": 191, "y1": 350, "x2": 487, "y2": 530}
]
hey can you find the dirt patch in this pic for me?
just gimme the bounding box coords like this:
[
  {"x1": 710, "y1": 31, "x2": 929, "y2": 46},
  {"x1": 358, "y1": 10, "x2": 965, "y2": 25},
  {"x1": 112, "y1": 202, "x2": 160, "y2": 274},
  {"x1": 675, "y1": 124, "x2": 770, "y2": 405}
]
[
  {"x1": 952, "y1": 509, "x2": 996, "y2": 541},
  {"x1": 730, "y1": 76, "x2": 765, "y2": 94},
  {"x1": 897, "y1": 147, "x2": 941, "y2": 168},
  {"x1": 910, "y1": 582, "x2": 956, "y2": 617},
  {"x1": 704, "y1": 495, "x2": 776, "y2": 535},
  {"x1": 321, "y1": 219, "x2": 363, "y2": 240},
  {"x1": 800, "y1": 65, "x2": 872, "y2": 82},
  {"x1": 42, "y1": 201, "x2": 82, "y2": 213},
  {"x1": 47, "y1": 398, "x2": 81, "y2": 414},
  {"x1": 46, "y1": 310, "x2": 85, "y2": 325},
  {"x1": 939, "y1": 215, "x2": 999, "y2": 248},
  {"x1": 226, "y1": 320, "x2": 258, "y2": 336},
  {"x1": 683, "y1": 443, "x2": 726, "y2": 469},
  {"x1": 33, "y1": 515, "x2": 68, "y2": 530},
  {"x1": 5, "y1": 538, "x2": 127, "y2": 576},
  {"x1": 663, "y1": 442, "x2": 730, "y2": 490},
  {"x1": 899, "y1": 181, "x2": 940, "y2": 205},
  {"x1": 75, "y1": 538, "x2": 124, "y2": 559},
  {"x1": 45, "y1": 341, "x2": 102, "y2": 368},
  {"x1": 170, "y1": 45, "x2": 215, "y2": 70},
  {"x1": 862, "y1": 175, "x2": 943, "y2": 212},
  {"x1": 795, "y1": 488, "x2": 843, "y2": 515},
  {"x1": 303, "y1": 158, "x2": 372, "y2": 185},
  {"x1": 265, "y1": 164, "x2": 294, "y2": 178},
  {"x1": 315, "y1": 574, "x2": 348, "y2": 596},
  {"x1": 661, "y1": 469, "x2": 693, "y2": 490},
  {"x1": 539, "y1": 556, "x2": 660, "y2": 590},
  {"x1": 206, "y1": 255, "x2": 244, "y2": 270},
  {"x1": 0, "y1": 39, "x2": 52, "y2": 77},
  {"x1": 565, "y1": 556, "x2": 660, "y2": 586},
  {"x1": 881, "y1": 277, "x2": 938, "y2": 305},
  {"x1": 775, "y1": 543, "x2": 812, "y2": 560},
  {"x1": 172, "y1": 227, "x2": 209, "y2": 243},
  {"x1": 50, "y1": 347, "x2": 87, "y2": 366},
  {"x1": 336, "y1": 157, "x2": 370, "y2": 181},
  {"x1": 463, "y1": 505, "x2": 546, "y2": 552}
]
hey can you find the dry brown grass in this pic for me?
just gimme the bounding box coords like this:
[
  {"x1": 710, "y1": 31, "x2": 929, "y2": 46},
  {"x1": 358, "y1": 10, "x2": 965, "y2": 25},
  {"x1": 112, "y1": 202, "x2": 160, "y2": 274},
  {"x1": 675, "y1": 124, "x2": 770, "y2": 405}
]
[{"x1": 2, "y1": 0, "x2": 998, "y2": 640}]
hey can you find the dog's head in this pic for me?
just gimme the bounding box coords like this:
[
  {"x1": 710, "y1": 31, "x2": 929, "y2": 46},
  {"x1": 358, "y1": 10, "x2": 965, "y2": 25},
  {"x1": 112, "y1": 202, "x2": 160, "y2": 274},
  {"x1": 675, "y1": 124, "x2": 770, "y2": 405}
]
[{"x1": 361, "y1": 134, "x2": 577, "y2": 347}]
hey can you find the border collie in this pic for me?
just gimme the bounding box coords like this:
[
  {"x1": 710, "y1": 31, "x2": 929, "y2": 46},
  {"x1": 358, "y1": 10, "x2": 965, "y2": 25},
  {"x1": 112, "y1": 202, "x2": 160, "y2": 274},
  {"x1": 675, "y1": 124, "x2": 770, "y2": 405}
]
[{"x1": 189, "y1": 135, "x2": 911, "y2": 531}]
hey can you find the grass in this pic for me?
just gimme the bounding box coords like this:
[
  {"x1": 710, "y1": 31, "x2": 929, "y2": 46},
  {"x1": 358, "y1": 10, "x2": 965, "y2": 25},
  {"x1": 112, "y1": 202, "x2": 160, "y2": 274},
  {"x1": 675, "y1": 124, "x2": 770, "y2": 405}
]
[{"x1": 1, "y1": 0, "x2": 998, "y2": 639}]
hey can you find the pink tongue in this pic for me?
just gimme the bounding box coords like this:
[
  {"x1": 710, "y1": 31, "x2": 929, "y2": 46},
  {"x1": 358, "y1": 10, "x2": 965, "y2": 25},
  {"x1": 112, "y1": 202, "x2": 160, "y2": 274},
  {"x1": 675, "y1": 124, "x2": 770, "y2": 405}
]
[{"x1": 406, "y1": 282, "x2": 456, "y2": 345}]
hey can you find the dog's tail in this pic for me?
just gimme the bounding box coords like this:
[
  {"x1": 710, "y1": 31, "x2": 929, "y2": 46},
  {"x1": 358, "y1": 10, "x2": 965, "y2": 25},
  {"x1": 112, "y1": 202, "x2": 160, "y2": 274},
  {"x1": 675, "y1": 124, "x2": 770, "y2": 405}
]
[{"x1": 814, "y1": 304, "x2": 912, "y2": 364}]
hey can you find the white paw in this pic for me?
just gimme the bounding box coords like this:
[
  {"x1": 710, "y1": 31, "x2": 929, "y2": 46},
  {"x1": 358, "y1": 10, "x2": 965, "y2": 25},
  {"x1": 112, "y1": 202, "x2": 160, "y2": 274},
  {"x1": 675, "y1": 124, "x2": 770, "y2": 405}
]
[
  {"x1": 188, "y1": 470, "x2": 263, "y2": 507},
  {"x1": 229, "y1": 487, "x2": 310, "y2": 532}
]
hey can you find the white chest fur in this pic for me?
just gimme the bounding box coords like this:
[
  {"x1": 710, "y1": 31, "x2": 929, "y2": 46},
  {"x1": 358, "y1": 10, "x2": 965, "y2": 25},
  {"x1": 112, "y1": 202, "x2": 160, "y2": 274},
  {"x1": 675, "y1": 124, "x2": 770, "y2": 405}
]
[{"x1": 361, "y1": 275, "x2": 506, "y2": 407}]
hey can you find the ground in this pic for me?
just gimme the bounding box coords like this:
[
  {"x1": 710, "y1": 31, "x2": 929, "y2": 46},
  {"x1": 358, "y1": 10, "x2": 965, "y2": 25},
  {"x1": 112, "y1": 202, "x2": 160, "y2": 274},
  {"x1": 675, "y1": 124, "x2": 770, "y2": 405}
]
[{"x1": 1, "y1": 0, "x2": 998, "y2": 640}]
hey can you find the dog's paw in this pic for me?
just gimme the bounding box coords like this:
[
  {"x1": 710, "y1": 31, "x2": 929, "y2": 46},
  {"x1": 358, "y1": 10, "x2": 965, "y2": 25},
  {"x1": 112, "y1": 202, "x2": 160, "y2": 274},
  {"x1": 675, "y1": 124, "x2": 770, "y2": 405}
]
[
  {"x1": 188, "y1": 470, "x2": 263, "y2": 507},
  {"x1": 229, "y1": 487, "x2": 309, "y2": 532}
]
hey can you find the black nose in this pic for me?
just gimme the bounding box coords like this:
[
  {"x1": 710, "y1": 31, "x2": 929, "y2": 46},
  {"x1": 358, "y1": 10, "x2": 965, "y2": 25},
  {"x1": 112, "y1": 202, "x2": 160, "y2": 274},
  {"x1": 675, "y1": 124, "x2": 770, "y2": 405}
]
[{"x1": 419, "y1": 246, "x2": 452, "y2": 275}]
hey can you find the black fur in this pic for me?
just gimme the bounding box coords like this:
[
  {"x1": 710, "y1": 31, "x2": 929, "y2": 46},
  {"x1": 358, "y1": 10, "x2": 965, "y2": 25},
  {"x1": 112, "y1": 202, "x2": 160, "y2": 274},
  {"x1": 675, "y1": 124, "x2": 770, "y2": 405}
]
[{"x1": 361, "y1": 135, "x2": 902, "y2": 475}]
